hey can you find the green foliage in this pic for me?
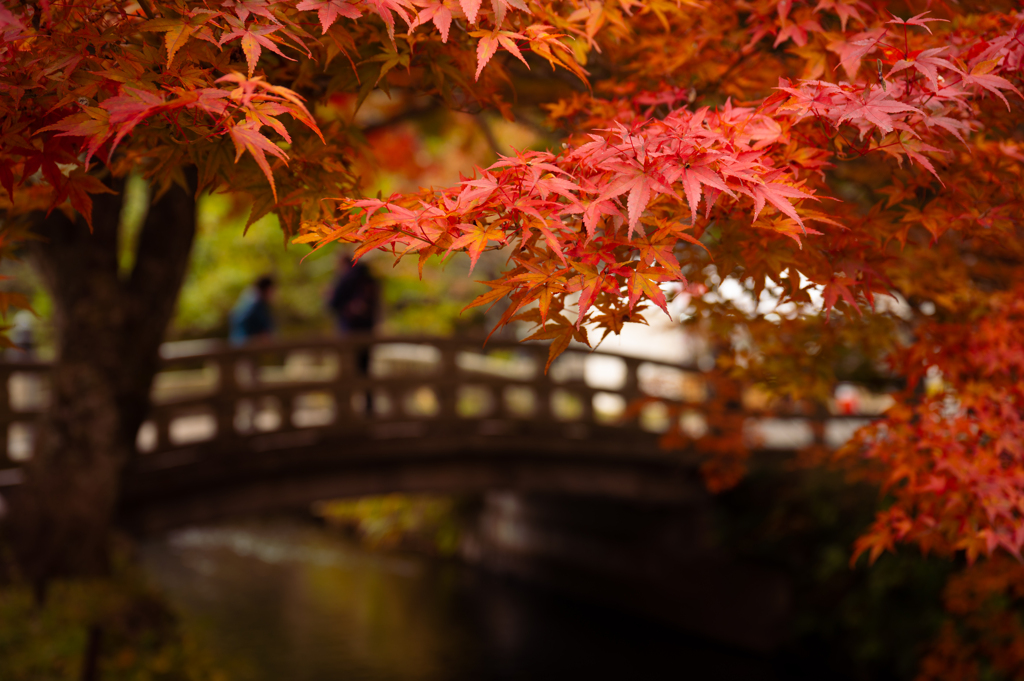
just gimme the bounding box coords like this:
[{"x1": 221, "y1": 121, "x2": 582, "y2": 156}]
[
  {"x1": 172, "y1": 194, "x2": 337, "y2": 339},
  {"x1": 380, "y1": 253, "x2": 492, "y2": 337},
  {"x1": 172, "y1": 194, "x2": 492, "y2": 340},
  {"x1": 315, "y1": 494, "x2": 465, "y2": 555},
  {"x1": 0, "y1": 577, "x2": 224, "y2": 681},
  {"x1": 0, "y1": 186, "x2": 495, "y2": 348},
  {"x1": 117, "y1": 174, "x2": 152, "y2": 280}
]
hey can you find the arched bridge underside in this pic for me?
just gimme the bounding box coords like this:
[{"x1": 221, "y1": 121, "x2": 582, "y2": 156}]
[{"x1": 0, "y1": 336, "x2": 875, "y2": 533}]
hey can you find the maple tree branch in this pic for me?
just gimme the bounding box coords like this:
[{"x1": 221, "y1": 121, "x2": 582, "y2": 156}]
[
  {"x1": 509, "y1": 108, "x2": 558, "y2": 140},
  {"x1": 357, "y1": 98, "x2": 441, "y2": 136},
  {"x1": 696, "y1": 52, "x2": 754, "y2": 100},
  {"x1": 475, "y1": 114, "x2": 502, "y2": 157},
  {"x1": 136, "y1": 0, "x2": 157, "y2": 19}
]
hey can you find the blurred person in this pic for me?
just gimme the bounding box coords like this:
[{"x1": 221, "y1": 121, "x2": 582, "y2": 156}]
[
  {"x1": 6, "y1": 311, "x2": 44, "y2": 411},
  {"x1": 6, "y1": 309, "x2": 36, "y2": 361},
  {"x1": 327, "y1": 252, "x2": 379, "y2": 335},
  {"x1": 835, "y1": 383, "x2": 861, "y2": 415},
  {"x1": 327, "y1": 252, "x2": 379, "y2": 412},
  {"x1": 229, "y1": 274, "x2": 276, "y2": 345}
]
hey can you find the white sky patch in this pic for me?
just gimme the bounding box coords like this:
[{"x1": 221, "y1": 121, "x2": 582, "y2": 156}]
[
  {"x1": 698, "y1": 268, "x2": 832, "y2": 321},
  {"x1": 583, "y1": 306, "x2": 696, "y2": 364},
  {"x1": 873, "y1": 290, "x2": 914, "y2": 320}
]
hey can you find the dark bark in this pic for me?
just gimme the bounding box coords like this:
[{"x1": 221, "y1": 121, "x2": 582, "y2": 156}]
[
  {"x1": 80, "y1": 625, "x2": 103, "y2": 681},
  {"x1": 7, "y1": 169, "x2": 197, "y2": 586}
]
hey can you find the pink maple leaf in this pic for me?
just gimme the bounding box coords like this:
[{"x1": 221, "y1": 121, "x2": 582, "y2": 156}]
[
  {"x1": 886, "y1": 11, "x2": 947, "y2": 35},
  {"x1": 219, "y1": 20, "x2": 295, "y2": 77},
  {"x1": 488, "y1": 0, "x2": 528, "y2": 28},
  {"x1": 773, "y1": 18, "x2": 823, "y2": 48},
  {"x1": 813, "y1": 0, "x2": 869, "y2": 32},
  {"x1": 410, "y1": 0, "x2": 452, "y2": 42},
  {"x1": 100, "y1": 87, "x2": 167, "y2": 158},
  {"x1": 296, "y1": 0, "x2": 362, "y2": 33},
  {"x1": 835, "y1": 87, "x2": 922, "y2": 136},
  {"x1": 827, "y1": 28, "x2": 885, "y2": 80},
  {"x1": 678, "y1": 164, "x2": 730, "y2": 225},
  {"x1": 887, "y1": 46, "x2": 957, "y2": 92},
  {"x1": 228, "y1": 120, "x2": 290, "y2": 201},
  {"x1": 474, "y1": 30, "x2": 528, "y2": 79},
  {"x1": 961, "y1": 59, "x2": 1024, "y2": 111},
  {"x1": 459, "y1": 0, "x2": 482, "y2": 24},
  {"x1": 364, "y1": 0, "x2": 412, "y2": 44},
  {"x1": 747, "y1": 178, "x2": 816, "y2": 231}
]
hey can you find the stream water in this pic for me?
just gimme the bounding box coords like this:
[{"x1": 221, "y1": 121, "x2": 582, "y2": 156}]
[{"x1": 142, "y1": 519, "x2": 780, "y2": 681}]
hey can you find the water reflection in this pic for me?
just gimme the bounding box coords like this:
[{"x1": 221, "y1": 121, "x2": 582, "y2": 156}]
[{"x1": 142, "y1": 520, "x2": 778, "y2": 681}]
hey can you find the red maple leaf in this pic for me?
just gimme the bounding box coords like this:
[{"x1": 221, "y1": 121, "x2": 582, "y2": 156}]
[
  {"x1": 410, "y1": 0, "x2": 452, "y2": 41},
  {"x1": 885, "y1": 11, "x2": 947, "y2": 35},
  {"x1": 835, "y1": 86, "x2": 921, "y2": 135},
  {"x1": 473, "y1": 29, "x2": 529, "y2": 79},
  {"x1": 961, "y1": 58, "x2": 1024, "y2": 110},
  {"x1": 218, "y1": 19, "x2": 295, "y2": 77},
  {"x1": 100, "y1": 87, "x2": 167, "y2": 158},
  {"x1": 364, "y1": 0, "x2": 412, "y2": 43},
  {"x1": 228, "y1": 120, "x2": 289, "y2": 201},
  {"x1": 827, "y1": 27, "x2": 885, "y2": 79},
  {"x1": 887, "y1": 46, "x2": 957, "y2": 92},
  {"x1": 296, "y1": 0, "x2": 362, "y2": 33}
]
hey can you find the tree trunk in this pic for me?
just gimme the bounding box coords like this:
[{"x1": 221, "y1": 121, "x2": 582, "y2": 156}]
[{"x1": 7, "y1": 170, "x2": 197, "y2": 587}]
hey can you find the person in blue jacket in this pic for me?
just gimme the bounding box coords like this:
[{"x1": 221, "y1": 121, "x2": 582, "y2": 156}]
[{"x1": 229, "y1": 274, "x2": 276, "y2": 345}]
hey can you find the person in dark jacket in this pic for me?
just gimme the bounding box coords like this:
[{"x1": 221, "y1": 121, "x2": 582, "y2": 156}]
[
  {"x1": 327, "y1": 253, "x2": 379, "y2": 411},
  {"x1": 229, "y1": 274, "x2": 276, "y2": 345},
  {"x1": 327, "y1": 254, "x2": 379, "y2": 334}
]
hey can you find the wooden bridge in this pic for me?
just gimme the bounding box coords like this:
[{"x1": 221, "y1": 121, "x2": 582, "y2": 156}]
[{"x1": 0, "y1": 336, "x2": 876, "y2": 532}]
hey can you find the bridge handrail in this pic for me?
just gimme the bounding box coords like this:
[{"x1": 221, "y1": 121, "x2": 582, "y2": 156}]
[
  {"x1": 150, "y1": 335, "x2": 697, "y2": 369},
  {"x1": 0, "y1": 335, "x2": 882, "y2": 479}
]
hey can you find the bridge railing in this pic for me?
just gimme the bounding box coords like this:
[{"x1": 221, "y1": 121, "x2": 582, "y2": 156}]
[
  {"x1": 0, "y1": 336, "x2": 885, "y2": 483},
  {"x1": 132, "y1": 336, "x2": 671, "y2": 455}
]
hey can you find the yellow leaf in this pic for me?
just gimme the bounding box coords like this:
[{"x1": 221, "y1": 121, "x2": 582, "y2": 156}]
[
  {"x1": 971, "y1": 57, "x2": 1001, "y2": 76},
  {"x1": 164, "y1": 23, "x2": 193, "y2": 68},
  {"x1": 241, "y1": 34, "x2": 261, "y2": 78}
]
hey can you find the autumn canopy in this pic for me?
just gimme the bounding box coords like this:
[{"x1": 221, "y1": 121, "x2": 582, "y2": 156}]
[{"x1": 2, "y1": 0, "x2": 1024, "y2": 672}]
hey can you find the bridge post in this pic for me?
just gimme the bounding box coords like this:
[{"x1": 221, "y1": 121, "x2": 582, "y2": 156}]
[
  {"x1": 327, "y1": 343, "x2": 352, "y2": 426},
  {"x1": 436, "y1": 344, "x2": 458, "y2": 421},
  {"x1": 620, "y1": 357, "x2": 642, "y2": 426},
  {"x1": 530, "y1": 347, "x2": 555, "y2": 423},
  {"x1": 577, "y1": 381, "x2": 594, "y2": 423},
  {"x1": 213, "y1": 354, "x2": 240, "y2": 444},
  {"x1": 809, "y1": 403, "x2": 829, "y2": 448},
  {"x1": 152, "y1": 412, "x2": 171, "y2": 453},
  {"x1": 278, "y1": 392, "x2": 297, "y2": 432},
  {"x1": 0, "y1": 366, "x2": 10, "y2": 465}
]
